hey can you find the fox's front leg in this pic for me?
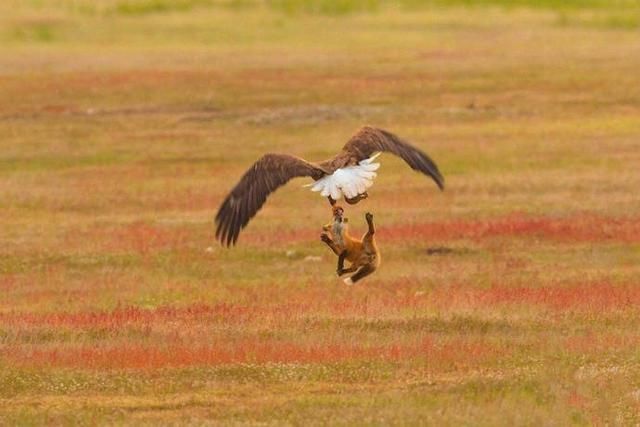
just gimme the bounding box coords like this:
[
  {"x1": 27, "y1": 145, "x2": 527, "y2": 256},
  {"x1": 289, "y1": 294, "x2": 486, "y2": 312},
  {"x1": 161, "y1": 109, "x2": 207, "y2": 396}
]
[
  {"x1": 321, "y1": 232, "x2": 342, "y2": 256},
  {"x1": 349, "y1": 264, "x2": 377, "y2": 283},
  {"x1": 336, "y1": 250, "x2": 347, "y2": 275}
]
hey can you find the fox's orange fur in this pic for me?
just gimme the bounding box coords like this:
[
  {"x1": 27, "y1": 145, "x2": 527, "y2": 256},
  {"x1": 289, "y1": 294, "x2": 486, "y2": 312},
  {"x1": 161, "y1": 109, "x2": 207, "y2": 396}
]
[{"x1": 320, "y1": 205, "x2": 381, "y2": 285}]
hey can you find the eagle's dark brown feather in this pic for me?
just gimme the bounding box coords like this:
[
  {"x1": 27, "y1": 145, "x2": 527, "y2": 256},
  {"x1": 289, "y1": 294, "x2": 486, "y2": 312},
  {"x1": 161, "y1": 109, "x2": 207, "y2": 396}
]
[
  {"x1": 340, "y1": 126, "x2": 445, "y2": 190},
  {"x1": 215, "y1": 154, "x2": 325, "y2": 246}
]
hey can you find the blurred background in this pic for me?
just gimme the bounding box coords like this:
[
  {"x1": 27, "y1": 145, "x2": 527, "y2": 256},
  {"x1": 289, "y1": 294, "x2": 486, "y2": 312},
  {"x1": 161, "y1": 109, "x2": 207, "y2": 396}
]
[{"x1": 2, "y1": 1, "x2": 640, "y2": 424}]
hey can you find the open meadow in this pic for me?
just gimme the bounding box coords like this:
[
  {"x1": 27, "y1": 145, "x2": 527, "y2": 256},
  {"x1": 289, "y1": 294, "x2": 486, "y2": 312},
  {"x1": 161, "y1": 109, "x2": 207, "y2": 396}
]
[{"x1": 2, "y1": 0, "x2": 640, "y2": 424}]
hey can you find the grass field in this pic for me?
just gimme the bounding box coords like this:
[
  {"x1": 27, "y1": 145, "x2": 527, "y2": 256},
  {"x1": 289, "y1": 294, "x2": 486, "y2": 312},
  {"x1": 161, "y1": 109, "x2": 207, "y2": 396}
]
[{"x1": 2, "y1": 0, "x2": 640, "y2": 424}]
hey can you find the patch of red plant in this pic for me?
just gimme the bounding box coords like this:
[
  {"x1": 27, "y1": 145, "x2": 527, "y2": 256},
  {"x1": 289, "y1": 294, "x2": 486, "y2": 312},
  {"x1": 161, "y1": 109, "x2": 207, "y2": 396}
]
[
  {"x1": 3, "y1": 280, "x2": 635, "y2": 336},
  {"x1": 0, "y1": 275, "x2": 17, "y2": 291},
  {"x1": 0, "y1": 295, "x2": 426, "y2": 331},
  {"x1": 476, "y1": 282, "x2": 640, "y2": 311},
  {"x1": 567, "y1": 390, "x2": 590, "y2": 409},
  {"x1": 1, "y1": 336, "x2": 504, "y2": 370},
  {"x1": 69, "y1": 222, "x2": 191, "y2": 255},
  {"x1": 380, "y1": 213, "x2": 640, "y2": 243},
  {"x1": 565, "y1": 334, "x2": 638, "y2": 354},
  {"x1": 0, "y1": 304, "x2": 254, "y2": 329}
]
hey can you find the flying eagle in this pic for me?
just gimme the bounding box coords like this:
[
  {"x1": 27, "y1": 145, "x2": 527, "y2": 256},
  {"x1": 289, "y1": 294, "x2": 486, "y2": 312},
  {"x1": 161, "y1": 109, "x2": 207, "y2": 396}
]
[{"x1": 215, "y1": 126, "x2": 444, "y2": 246}]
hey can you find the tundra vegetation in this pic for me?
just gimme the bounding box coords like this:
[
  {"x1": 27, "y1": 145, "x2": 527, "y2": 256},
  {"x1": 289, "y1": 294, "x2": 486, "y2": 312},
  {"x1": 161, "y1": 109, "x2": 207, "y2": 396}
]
[{"x1": 1, "y1": 0, "x2": 640, "y2": 424}]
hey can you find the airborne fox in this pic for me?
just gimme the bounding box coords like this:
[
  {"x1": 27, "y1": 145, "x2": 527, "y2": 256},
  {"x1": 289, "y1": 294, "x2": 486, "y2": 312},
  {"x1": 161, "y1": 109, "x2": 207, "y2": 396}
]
[{"x1": 320, "y1": 205, "x2": 381, "y2": 285}]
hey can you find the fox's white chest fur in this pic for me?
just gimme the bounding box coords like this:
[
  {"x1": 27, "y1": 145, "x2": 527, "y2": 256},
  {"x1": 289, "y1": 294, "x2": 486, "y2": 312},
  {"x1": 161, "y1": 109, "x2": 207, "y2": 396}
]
[{"x1": 307, "y1": 153, "x2": 380, "y2": 200}]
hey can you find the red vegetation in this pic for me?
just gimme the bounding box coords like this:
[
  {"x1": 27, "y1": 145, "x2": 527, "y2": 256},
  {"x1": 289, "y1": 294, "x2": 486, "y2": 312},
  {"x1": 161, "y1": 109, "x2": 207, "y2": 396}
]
[
  {"x1": 1, "y1": 336, "x2": 504, "y2": 370},
  {"x1": 0, "y1": 275, "x2": 17, "y2": 291},
  {"x1": 567, "y1": 390, "x2": 590, "y2": 409},
  {"x1": 476, "y1": 282, "x2": 640, "y2": 311},
  {"x1": 565, "y1": 334, "x2": 638, "y2": 354},
  {"x1": 372, "y1": 278, "x2": 640, "y2": 313},
  {"x1": 2, "y1": 280, "x2": 637, "y2": 333},
  {"x1": 67, "y1": 222, "x2": 190, "y2": 255},
  {"x1": 1, "y1": 280, "x2": 635, "y2": 373},
  {"x1": 0, "y1": 304, "x2": 253, "y2": 329},
  {"x1": 381, "y1": 213, "x2": 640, "y2": 243},
  {"x1": 104, "y1": 222, "x2": 188, "y2": 255}
]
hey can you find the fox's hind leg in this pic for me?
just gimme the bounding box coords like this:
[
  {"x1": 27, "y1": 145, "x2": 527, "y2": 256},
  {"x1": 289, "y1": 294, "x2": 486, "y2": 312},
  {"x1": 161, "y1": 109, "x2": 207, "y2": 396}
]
[
  {"x1": 365, "y1": 212, "x2": 375, "y2": 235},
  {"x1": 344, "y1": 264, "x2": 376, "y2": 285},
  {"x1": 361, "y1": 212, "x2": 376, "y2": 249},
  {"x1": 337, "y1": 251, "x2": 358, "y2": 276}
]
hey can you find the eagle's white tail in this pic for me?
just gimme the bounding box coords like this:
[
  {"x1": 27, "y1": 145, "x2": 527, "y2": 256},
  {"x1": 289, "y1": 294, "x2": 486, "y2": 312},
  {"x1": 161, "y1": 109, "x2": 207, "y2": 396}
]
[{"x1": 306, "y1": 153, "x2": 381, "y2": 200}]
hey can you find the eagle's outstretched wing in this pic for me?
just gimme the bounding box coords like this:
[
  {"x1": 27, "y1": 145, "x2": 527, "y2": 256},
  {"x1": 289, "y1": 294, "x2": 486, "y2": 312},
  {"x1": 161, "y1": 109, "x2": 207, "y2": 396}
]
[
  {"x1": 215, "y1": 154, "x2": 325, "y2": 246},
  {"x1": 341, "y1": 126, "x2": 445, "y2": 190}
]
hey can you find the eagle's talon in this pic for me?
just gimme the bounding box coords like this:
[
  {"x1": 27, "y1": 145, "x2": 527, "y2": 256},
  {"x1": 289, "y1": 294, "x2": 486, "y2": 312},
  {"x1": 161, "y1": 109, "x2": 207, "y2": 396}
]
[{"x1": 345, "y1": 192, "x2": 368, "y2": 205}]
